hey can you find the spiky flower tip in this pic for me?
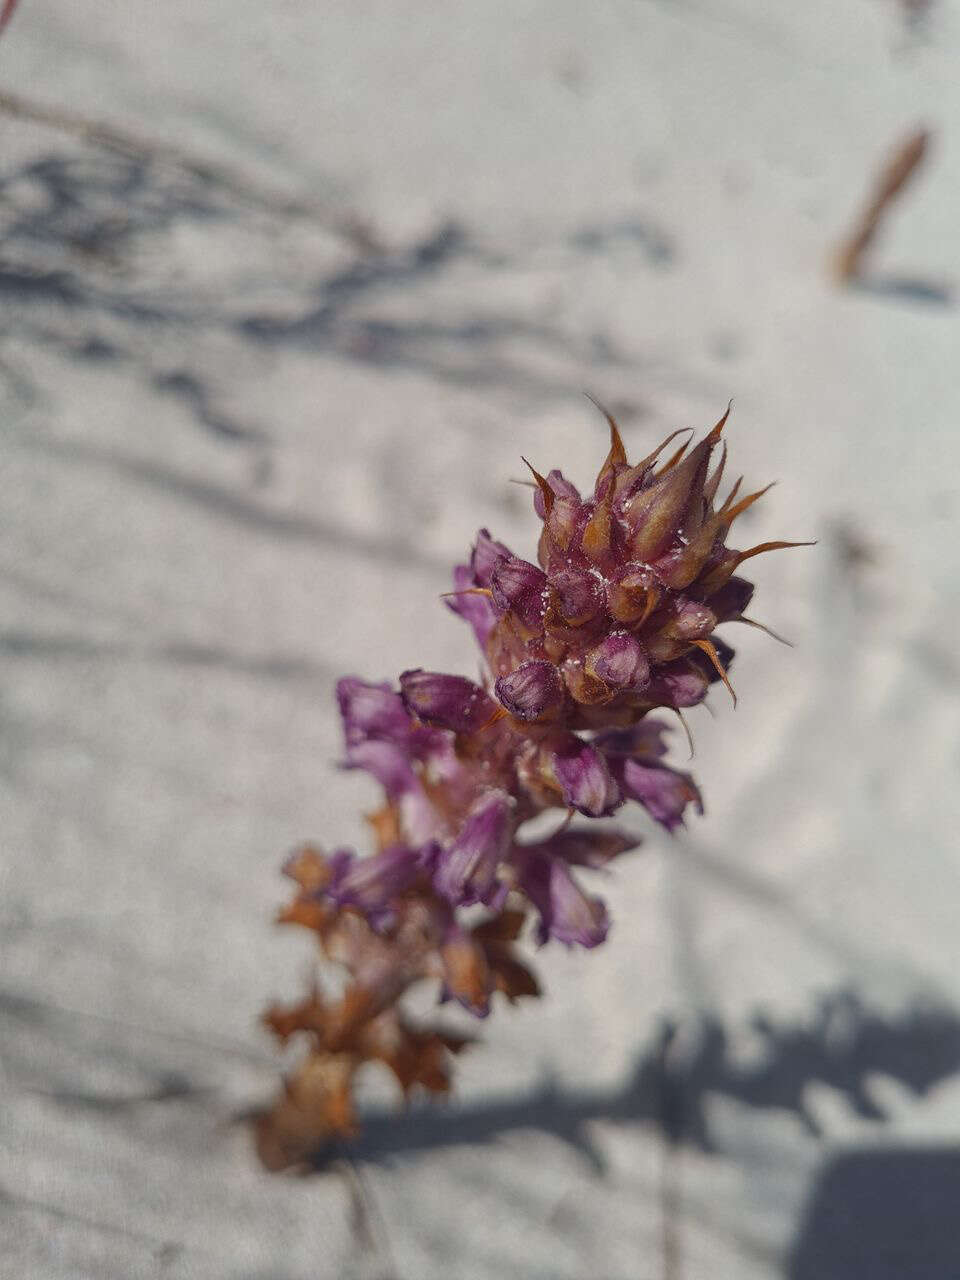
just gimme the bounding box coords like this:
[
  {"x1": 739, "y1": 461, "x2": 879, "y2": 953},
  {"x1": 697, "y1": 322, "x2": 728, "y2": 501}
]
[
  {"x1": 449, "y1": 403, "x2": 809, "y2": 727},
  {"x1": 256, "y1": 405, "x2": 804, "y2": 1171}
]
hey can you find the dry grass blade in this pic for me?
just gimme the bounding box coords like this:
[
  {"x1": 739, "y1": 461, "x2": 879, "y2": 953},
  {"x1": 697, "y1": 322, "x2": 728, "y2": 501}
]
[{"x1": 834, "y1": 127, "x2": 931, "y2": 282}]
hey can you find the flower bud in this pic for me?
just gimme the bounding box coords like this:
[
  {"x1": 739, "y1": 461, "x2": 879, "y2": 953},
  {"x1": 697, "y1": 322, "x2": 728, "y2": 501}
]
[
  {"x1": 399, "y1": 669, "x2": 496, "y2": 734},
  {"x1": 490, "y1": 556, "x2": 548, "y2": 629},
  {"x1": 550, "y1": 567, "x2": 605, "y2": 626},
  {"x1": 646, "y1": 665, "x2": 710, "y2": 709},
  {"x1": 495, "y1": 660, "x2": 565, "y2": 722},
  {"x1": 585, "y1": 632, "x2": 651, "y2": 691},
  {"x1": 605, "y1": 565, "x2": 659, "y2": 625},
  {"x1": 533, "y1": 468, "x2": 581, "y2": 518},
  {"x1": 551, "y1": 739, "x2": 620, "y2": 816}
]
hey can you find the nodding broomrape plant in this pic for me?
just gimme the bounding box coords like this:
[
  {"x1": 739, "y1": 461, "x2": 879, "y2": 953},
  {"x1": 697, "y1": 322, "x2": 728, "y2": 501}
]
[{"x1": 256, "y1": 404, "x2": 809, "y2": 1170}]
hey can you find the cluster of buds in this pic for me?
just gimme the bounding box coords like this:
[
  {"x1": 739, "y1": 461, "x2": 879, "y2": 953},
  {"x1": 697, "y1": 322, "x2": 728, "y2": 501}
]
[{"x1": 257, "y1": 405, "x2": 804, "y2": 1170}]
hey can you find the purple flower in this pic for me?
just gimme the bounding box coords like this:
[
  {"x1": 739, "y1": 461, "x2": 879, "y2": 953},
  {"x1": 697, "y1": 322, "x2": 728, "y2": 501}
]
[
  {"x1": 617, "y1": 759, "x2": 702, "y2": 831},
  {"x1": 495, "y1": 660, "x2": 566, "y2": 722},
  {"x1": 594, "y1": 719, "x2": 701, "y2": 831},
  {"x1": 400, "y1": 669, "x2": 497, "y2": 734},
  {"x1": 337, "y1": 677, "x2": 410, "y2": 747},
  {"x1": 434, "y1": 789, "x2": 514, "y2": 908},
  {"x1": 327, "y1": 844, "x2": 428, "y2": 925},
  {"x1": 520, "y1": 853, "x2": 609, "y2": 948},
  {"x1": 551, "y1": 740, "x2": 620, "y2": 816}
]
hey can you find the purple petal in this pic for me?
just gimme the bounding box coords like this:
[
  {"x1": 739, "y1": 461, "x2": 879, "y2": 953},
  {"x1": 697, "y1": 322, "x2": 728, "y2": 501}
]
[
  {"x1": 495, "y1": 660, "x2": 565, "y2": 722},
  {"x1": 618, "y1": 758, "x2": 703, "y2": 831},
  {"x1": 400, "y1": 669, "x2": 497, "y2": 734},
  {"x1": 471, "y1": 528, "x2": 514, "y2": 587},
  {"x1": 551, "y1": 740, "x2": 620, "y2": 816},
  {"x1": 525, "y1": 828, "x2": 640, "y2": 869},
  {"x1": 446, "y1": 563, "x2": 498, "y2": 648},
  {"x1": 520, "y1": 853, "x2": 609, "y2": 948},
  {"x1": 434, "y1": 789, "x2": 514, "y2": 908},
  {"x1": 328, "y1": 844, "x2": 424, "y2": 921},
  {"x1": 337, "y1": 677, "x2": 410, "y2": 747},
  {"x1": 343, "y1": 739, "x2": 417, "y2": 797}
]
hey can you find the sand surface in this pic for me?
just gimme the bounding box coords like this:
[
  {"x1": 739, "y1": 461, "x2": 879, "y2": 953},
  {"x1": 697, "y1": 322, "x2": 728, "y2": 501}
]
[{"x1": 1, "y1": 2, "x2": 959, "y2": 1276}]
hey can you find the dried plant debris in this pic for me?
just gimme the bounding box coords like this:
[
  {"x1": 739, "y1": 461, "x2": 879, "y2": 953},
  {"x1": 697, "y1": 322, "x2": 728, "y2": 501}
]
[{"x1": 833, "y1": 128, "x2": 931, "y2": 284}]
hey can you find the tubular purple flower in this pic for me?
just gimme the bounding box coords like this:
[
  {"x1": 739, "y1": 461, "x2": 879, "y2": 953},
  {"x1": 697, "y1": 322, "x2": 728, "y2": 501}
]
[
  {"x1": 434, "y1": 788, "x2": 514, "y2": 908},
  {"x1": 337, "y1": 677, "x2": 410, "y2": 747},
  {"x1": 616, "y1": 758, "x2": 702, "y2": 831},
  {"x1": 521, "y1": 853, "x2": 609, "y2": 948},
  {"x1": 551, "y1": 740, "x2": 620, "y2": 816},
  {"x1": 495, "y1": 660, "x2": 565, "y2": 722},
  {"x1": 399, "y1": 669, "x2": 497, "y2": 734},
  {"x1": 327, "y1": 844, "x2": 426, "y2": 924}
]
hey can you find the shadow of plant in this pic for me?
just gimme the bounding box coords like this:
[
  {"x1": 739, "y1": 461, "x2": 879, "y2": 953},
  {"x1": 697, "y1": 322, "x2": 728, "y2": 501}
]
[{"x1": 299, "y1": 989, "x2": 960, "y2": 1173}]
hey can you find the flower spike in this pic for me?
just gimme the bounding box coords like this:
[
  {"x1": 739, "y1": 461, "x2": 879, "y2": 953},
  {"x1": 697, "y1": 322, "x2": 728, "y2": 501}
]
[{"x1": 258, "y1": 400, "x2": 806, "y2": 1168}]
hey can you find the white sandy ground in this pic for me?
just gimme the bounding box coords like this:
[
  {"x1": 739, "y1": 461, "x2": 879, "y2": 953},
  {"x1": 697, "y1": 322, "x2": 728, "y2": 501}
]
[{"x1": 0, "y1": 1, "x2": 958, "y2": 1276}]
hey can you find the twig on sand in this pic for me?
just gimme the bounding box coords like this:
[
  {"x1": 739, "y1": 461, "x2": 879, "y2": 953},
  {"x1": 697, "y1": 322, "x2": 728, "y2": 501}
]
[{"x1": 833, "y1": 127, "x2": 931, "y2": 282}]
